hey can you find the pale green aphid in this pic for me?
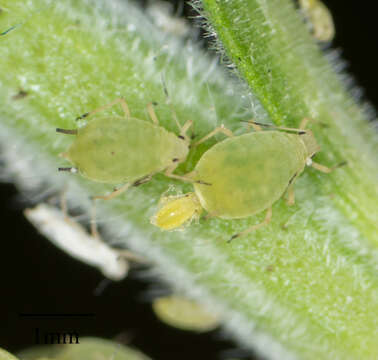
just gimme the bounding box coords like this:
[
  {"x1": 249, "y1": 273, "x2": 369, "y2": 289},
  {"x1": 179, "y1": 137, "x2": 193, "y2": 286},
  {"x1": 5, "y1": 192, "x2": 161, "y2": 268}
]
[
  {"x1": 152, "y1": 295, "x2": 219, "y2": 332},
  {"x1": 57, "y1": 98, "x2": 198, "y2": 200},
  {"x1": 299, "y1": 0, "x2": 335, "y2": 42},
  {"x1": 152, "y1": 119, "x2": 344, "y2": 240}
]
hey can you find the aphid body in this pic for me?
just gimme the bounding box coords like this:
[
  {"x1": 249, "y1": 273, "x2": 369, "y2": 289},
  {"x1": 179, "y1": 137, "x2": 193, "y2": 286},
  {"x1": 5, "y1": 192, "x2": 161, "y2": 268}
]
[
  {"x1": 299, "y1": 0, "x2": 335, "y2": 42},
  {"x1": 152, "y1": 192, "x2": 202, "y2": 230},
  {"x1": 192, "y1": 130, "x2": 318, "y2": 219},
  {"x1": 58, "y1": 99, "x2": 194, "y2": 199},
  {"x1": 152, "y1": 120, "x2": 341, "y2": 239},
  {"x1": 64, "y1": 116, "x2": 188, "y2": 184}
]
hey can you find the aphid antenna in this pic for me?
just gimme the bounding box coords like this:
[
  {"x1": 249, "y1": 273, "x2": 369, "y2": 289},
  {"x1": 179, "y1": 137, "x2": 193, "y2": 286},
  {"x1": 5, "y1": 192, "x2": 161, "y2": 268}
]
[
  {"x1": 56, "y1": 128, "x2": 78, "y2": 135},
  {"x1": 243, "y1": 120, "x2": 307, "y2": 134},
  {"x1": 160, "y1": 73, "x2": 184, "y2": 133}
]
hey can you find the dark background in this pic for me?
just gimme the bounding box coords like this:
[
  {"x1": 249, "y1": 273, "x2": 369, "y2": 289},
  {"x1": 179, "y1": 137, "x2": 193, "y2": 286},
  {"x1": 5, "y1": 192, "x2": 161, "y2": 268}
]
[{"x1": 0, "y1": 1, "x2": 376, "y2": 359}]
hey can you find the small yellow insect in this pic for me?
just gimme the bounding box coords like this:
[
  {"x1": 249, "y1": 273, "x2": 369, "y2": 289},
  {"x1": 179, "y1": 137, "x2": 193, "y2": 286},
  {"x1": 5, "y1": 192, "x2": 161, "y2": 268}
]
[
  {"x1": 299, "y1": 0, "x2": 335, "y2": 42},
  {"x1": 152, "y1": 119, "x2": 345, "y2": 240},
  {"x1": 151, "y1": 192, "x2": 202, "y2": 230}
]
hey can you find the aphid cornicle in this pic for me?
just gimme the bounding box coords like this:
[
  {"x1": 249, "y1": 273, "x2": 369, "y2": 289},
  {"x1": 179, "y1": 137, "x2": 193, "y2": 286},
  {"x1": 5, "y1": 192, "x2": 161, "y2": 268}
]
[
  {"x1": 152, "y1": 119, "x2": 345, "y2": 240},
  {"x1": 57, "y1": 98, "x2": 199, "y2": 200}
]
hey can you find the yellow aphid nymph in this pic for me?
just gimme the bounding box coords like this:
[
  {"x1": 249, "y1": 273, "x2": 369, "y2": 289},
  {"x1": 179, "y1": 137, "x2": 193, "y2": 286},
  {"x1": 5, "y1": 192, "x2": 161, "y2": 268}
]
[{"x1": 151, "y1": 192, "x2": 202, "y2": 230}]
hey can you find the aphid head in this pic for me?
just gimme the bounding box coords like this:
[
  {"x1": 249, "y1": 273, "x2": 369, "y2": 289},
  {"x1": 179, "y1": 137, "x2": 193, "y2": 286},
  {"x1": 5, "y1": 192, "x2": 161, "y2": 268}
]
[
  {"x1": 300, "y1": 130, "x2": 320, "y2": 159},
  {"x1": 151, "y1": 192, "x2": 203, "y2": 230}
]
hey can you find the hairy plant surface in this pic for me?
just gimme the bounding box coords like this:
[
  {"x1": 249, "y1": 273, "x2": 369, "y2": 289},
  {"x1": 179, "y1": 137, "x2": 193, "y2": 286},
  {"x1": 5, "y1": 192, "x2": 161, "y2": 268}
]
[{"x1": 0, "y1": 1, "x2": 377, "y2": 359}]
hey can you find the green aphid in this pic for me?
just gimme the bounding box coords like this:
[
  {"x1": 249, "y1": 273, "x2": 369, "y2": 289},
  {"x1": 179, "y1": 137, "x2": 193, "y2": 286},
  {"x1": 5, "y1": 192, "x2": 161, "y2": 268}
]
[
  {"x1": 152, "y1": 295, "x2": 219, "y2": 333},
  {"x1": 57, "y1": 98, "x2": 198, "y2": 200},
  {"x1": 152, "y1": 119, "x2": 345, "y2": 240}
]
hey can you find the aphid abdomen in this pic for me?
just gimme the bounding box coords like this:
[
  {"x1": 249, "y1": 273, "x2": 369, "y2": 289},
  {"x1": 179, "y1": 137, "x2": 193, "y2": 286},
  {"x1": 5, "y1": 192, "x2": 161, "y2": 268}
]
[
  {"x1": 193, "y1": 132, "x2": 307, "y2": 218},
  {"x1": 65, "y1": 117, "x2": 181, "y2": 183}
]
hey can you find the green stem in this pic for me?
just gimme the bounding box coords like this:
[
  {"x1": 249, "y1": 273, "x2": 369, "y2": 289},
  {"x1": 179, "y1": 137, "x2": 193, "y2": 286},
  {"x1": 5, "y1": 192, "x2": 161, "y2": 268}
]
[{"x1": 0, "y1": 1, "x2": 377, "y2": 359}]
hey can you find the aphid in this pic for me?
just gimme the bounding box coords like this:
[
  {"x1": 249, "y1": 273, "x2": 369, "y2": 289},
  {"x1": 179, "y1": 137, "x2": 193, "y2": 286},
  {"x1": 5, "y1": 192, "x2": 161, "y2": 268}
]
[
  {"x1": 152, "y1": 119, "x2": 345, "y2": 240},
  {"x1": 299, "y1": 0, "x2": 335, "y2": 42},
  {"x1": 24, "y1": 202, "x2": 145, "y2": 280},
  {"x1": 146, "y1": 0, "x2": 190, "y2": 38},
  {"x1": 0, "y1": 348, "x2": 18, "y2": 360},
  {"x1": 57, "y1": 98, "x2": 201, "y2": 200},
  {"x1": 151, "y1": 192, "x2": 202, "y2": 230},
  {"x1": 152, "y1": 295, "x2": 219, "y2": 332}
]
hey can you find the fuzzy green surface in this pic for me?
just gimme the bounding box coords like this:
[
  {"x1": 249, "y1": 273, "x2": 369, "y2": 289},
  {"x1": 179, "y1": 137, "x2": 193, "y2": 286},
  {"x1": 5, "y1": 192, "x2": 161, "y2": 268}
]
[{"x1": 0, "y1": 1, "x2": 377, "y2": 360}]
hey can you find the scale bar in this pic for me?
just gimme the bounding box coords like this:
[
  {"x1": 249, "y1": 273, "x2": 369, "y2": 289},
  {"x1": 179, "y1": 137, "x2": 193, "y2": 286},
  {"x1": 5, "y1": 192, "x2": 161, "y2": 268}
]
[{"x1": 19, "y1": 313, "x2": 95, "y2": 317}]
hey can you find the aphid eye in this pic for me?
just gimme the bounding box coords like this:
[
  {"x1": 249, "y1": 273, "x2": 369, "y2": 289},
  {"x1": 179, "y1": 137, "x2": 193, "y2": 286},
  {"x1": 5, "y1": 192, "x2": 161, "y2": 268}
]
[
  {"x1": 172, "y1": 158, "x2": 179, "y2": 162},
  {"x1": 178, "y1": 135, "x2": 185, "y2": 140}
]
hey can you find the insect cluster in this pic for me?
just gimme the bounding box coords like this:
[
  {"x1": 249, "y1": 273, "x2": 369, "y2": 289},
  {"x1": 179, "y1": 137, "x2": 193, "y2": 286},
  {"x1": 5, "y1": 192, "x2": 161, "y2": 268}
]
[{"x1": 58, "y1": 99, "x2": 342, "y2": 241}]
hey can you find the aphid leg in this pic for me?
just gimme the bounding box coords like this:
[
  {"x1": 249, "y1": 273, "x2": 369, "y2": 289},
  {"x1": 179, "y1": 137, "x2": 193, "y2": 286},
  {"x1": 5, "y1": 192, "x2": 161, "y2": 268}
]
[
  {"x1": 228, "y1": 207, "x2": 273, "y2": 243},
  {"x1": 286, "y1": 185, "x2": 296, "y2": 206},
  {"x1": 246, "y1": 120, "x2": 262, "y2": 132},
  {"x1": 147, "y1": 102, "x2": 159, "y2": 125},
  {"x1": 299, "y1": 117, "x2": 311, "y2": 130},
  {"x1": 180, "y1": 119, "x2": 193, "y2": 138},
  {"x1": 92, "y1": 183, "x2": 131, "y2": 201},
  {"x1": 75, "y1": 98, "x2": 131, "y2": 121},
  {"x1": 164, "y1": 165, "x2": 210, "y2": 185},
  {"x1": 310, "y1": 160, "x2": 347, "y2": 173},
  {"x1": 93, "y1": 175, "x2": 152, "y2": 202},
  {"x1": 286, "y1": 172, "x2": 299, "y2": 206},
  {"x1": 192, "y1": 125, "x2": 233, "y2": 147},
  {"x1": 161, "y1": 73, "x2": 183, "y2": 132},
  {"x1": 90, "y1": 200, "x2": 101, "y2": 239},
  {"x1": 246, "y1": 121, "x2": 307, "y2": 134}
]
